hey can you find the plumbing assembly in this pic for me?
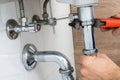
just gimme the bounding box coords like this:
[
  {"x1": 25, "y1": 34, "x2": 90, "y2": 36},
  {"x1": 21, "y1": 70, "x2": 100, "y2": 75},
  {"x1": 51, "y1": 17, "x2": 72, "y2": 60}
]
[
  {"x1": 6, "y1": 0, "x2": 75, "y2": 79},
  {"x1": 5, "y1": 0, "x2": 120, "y2": 80},
  {"x1": 57, "y1": 0, "x2": 98, "y2": 55},
  {"x1": 32, "y1": 0, "x2": 57, "y2": 33},
  {"x1": 57, "y1": 0, "x2": 120, "y2": 55},
  {"x1": 6, "y1": 0, "x2": 41, "y2": 40},
  {"x1": 22, "y1": 44, "x2": 74, "y2": 80}
]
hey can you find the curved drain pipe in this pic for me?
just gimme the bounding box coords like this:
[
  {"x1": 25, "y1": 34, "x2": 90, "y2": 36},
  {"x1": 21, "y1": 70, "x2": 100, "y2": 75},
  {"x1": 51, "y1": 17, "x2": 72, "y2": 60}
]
[{"x1": 22, "y1": 44, "x2": 74, "y2": 80}]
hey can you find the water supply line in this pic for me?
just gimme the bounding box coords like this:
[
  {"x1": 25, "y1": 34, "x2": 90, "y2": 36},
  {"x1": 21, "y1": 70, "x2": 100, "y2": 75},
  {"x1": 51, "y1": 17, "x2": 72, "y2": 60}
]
[
  {"x1": 18, "y1": 0, "x2": 27, "y2": 26},
  {"x1": 32, "y1": 0, "x2": 57, "y2": 33},
  {"x1": 18, "y1": 0, "x2": 25, "y2": 18},
  {"x1": 6, "y1": 0, "x2": 41, "y2": 40},
  {"x1": 42, "y1": 0, "x2": 49, "y2": 21},
  {"x1": 56, "y1": 0, "x2": 98, "y2": 55},
  {"x1": 22, "y1": 44, "x2": 74, "y2": 80}
]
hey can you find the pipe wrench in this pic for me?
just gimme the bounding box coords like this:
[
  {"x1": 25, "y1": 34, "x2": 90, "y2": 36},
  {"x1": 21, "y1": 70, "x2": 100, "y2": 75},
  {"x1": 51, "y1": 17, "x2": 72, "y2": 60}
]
[{"x1": 94, "y1": 17, "x2": 120, "y2": 29}]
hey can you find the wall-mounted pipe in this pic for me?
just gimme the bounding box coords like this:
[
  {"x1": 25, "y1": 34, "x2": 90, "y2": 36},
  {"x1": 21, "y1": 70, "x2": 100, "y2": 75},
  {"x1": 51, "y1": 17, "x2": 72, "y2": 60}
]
[{"x1": 22, "y1": 44, "x2": 74, "y2": 80}]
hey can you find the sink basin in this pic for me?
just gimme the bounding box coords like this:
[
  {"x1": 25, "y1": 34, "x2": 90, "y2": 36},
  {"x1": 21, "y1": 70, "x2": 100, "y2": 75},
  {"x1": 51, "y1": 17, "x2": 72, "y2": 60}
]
[{"x1": 0, "y1": 0, "x2": 14, "y2": 4}]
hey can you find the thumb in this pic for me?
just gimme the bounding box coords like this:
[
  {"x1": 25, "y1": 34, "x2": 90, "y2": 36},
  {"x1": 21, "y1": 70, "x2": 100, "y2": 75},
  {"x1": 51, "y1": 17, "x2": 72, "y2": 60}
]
[{"x1": 112, "y1": 28, "x2": 120, "y2": 37}]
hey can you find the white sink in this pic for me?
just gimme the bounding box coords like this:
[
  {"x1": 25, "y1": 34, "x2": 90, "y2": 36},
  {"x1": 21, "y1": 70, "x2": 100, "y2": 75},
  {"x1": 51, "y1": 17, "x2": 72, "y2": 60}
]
[{"x1": 0, "y1": 0, "x2": 14, "y2": 4}]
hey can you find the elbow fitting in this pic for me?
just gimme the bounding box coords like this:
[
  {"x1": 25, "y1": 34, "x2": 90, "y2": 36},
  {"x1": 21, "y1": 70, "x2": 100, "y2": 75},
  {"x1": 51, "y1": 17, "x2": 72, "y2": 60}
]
[{"x1": 22, "y1": 44, "x2": 74, "y2": 80}]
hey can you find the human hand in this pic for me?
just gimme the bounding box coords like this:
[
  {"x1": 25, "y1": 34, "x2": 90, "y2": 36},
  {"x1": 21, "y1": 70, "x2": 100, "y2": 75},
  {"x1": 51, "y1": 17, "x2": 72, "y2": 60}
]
[
  {"x1": 79, "y1": 53, "x2": 120, "y2": 80},
  {"x1": 101, "y1": 14, "x2": 120, "y2": 37}
]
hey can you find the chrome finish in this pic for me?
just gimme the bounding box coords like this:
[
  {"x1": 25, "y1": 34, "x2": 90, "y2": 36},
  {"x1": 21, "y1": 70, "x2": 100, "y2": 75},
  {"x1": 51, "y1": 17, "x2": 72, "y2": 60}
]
[
  {"x1": 6, "y1": 19, "x2": 41, "y2": 40},
  {"x1": 6, "y1": 19, "x2": 19, "y2": 40},
  {"x1": 22, "y1": 44, "x2": 37, "y2": 70},
  {"x1": 77, "y1": 6, "x2": 97, "y2": 55},
  {"x1": 69, "y1": 13, "x2": 78, "y2": 22},
  {"x1": 32, "y1": 15, "x2": 41, "y2": 31},
  {"x1": 22, "y1": 44, "x2": 74, "y2": 80},
  {"x1": 32, "y1": 15, "x2": 56, "y2": 27},
  {"x1": 6, "y1": 0, "x2": 41, "y2": 40},
  {"x1": 31, "y1": 0, "x2": 57, "y2": 33},
  {"x1": 18, "y1": 0, "x2": 27, "y2": 26}
]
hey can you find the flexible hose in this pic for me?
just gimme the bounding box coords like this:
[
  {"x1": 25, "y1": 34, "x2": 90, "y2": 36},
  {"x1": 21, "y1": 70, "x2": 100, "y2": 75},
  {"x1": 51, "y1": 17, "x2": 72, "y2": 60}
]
[{"x1": 18, "y1": 0, "x2": 25, "y2": 18}]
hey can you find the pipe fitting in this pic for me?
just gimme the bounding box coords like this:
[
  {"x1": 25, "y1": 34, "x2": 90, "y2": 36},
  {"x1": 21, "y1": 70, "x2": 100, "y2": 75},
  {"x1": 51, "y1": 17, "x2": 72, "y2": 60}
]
[
  {"x1": 77, "y1": 6, "x2": 97, "y2": 55},
  {"x1": 6, "y1": 0, "x2": 41, "y2": 40},
  {"x1": 21, "y1": 17, "x2": 28, "y2": 26},
  {"x1": 6, "y1": 19, "x2": 41, "y2": 40},
  {"x1": 59, "y1": 67, "x2": 74, "y2": 75},
  {"x1": 22, "y1": 44, "x2": 74, "y2": 80}
]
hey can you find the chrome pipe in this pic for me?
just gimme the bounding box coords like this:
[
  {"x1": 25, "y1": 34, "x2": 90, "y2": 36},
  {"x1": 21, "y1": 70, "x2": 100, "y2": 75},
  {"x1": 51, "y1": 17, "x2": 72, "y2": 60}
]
[
  {"x1": 34, "y1": 51, "x2": 74, "y2": 80},
  {"x1": 77, "y1": 6, "x2": 97, "y2": 55},
  {"x1": 22, "y1": 44, "x2": 74, "y2": 80},
  {"x1": 34, "y1": 51, "x2": 71, "y2": 70}
]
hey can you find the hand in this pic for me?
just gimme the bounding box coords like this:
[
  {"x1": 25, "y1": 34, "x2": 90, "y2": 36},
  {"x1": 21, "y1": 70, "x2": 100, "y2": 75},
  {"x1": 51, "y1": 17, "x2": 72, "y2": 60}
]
[
  {"x1": 101, "y1": 14, "x2": 120, "y2": 37},
  {"x1": 79, "y1": 53, "x2": 120, "y2": 80}
]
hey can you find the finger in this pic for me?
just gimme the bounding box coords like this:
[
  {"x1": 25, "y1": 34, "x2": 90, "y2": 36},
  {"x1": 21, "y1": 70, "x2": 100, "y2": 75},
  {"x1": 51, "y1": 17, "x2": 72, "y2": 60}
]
[
  {"x1": 80, "y1": 68, "x2": 88, "y2": 76},
  {"x1": 79, "y1": 53, "x2": 106, "y2": 67},
  {"x1": 80, "y1": 68, "x2": 100, "y2": 80},
  {"x1": 112, "y1": 13, "x2": 120, "y2": 19},
  {"x1": 79, "y1": 54, "x2": 98, "y2": 66},
  {"x1": 112, "y1": 27, "x2": 120, "y2": 37}
]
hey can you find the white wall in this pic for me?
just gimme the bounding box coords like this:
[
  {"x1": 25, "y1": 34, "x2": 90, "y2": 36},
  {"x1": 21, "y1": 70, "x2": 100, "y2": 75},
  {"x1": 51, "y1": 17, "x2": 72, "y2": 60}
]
[{"x1": 0, "y1": 0, "x2": 76, "y2": 80}]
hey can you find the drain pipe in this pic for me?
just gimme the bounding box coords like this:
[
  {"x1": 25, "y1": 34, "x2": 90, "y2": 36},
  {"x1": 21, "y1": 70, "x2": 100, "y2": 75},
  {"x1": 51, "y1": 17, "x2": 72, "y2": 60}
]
[{"x1": 22, "y1": 44, "x2": 74, "y2": 80}]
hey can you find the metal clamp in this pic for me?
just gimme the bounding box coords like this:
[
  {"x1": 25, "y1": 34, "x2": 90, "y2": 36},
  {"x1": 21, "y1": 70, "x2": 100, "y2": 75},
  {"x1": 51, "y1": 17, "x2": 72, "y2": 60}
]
[{"x1": 59, "y1": 67, "x2": 74, "y2": 75}]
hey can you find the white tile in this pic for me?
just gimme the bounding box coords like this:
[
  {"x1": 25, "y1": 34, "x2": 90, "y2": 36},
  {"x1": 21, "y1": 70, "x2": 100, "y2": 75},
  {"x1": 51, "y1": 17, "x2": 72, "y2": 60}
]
[
  {"x1": 0, "y1": 2, "x2": 18, "y2": 24},
  {"x1": 21, "y1": 31, "x2": 44, "y2": 51},
  {"x1": 0, "y1": 1, "x2": 21, "y2": 55},
  {"x1": 0, "y1": 74, "x2": 27, "y2": 80},
  {"x1": 25, "y1": 62, "x2": 60, "y2": 80},
  {"x1": 25, "y1": 70, "x2": 44, "y2": 80},
  {"x1": 0, "y1": 0, "x2": 14, "y2": 4},
  {"x1": 0, "y1": 55, "x2": 26, "y2": 78},
  {"x1": 0, "y1": 31, "x2": 21, "y2": 55},
  {"x1": 45, "y1": 69, "x2": 62, "y2": 80}
]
